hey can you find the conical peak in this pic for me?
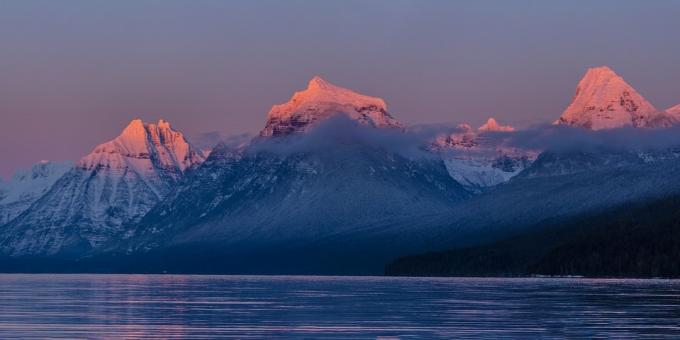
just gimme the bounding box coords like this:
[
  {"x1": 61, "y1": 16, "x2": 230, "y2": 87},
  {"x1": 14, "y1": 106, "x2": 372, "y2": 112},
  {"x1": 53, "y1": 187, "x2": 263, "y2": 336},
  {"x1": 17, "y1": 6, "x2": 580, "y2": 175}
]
[
  {"x1": 484, "y1": 117, "x2": 499, "y2": 126},
  {"x1": 478, "y1": 117, "x2": 515, "y2": 132},
  {"x1": 119, "y1": 118, "x2": 148, "y2": 140},
  {"x1": 127, "y1": 118, "x2": 144, "y2": 125},
  {"x1": 556, "y1": 66, "x2": 660, "y2": 130},
  {"x1": 122, "y1": 118, "x2": 144, "y2": 131},
  {"x1": 575, "y1": 66, "x2": 628, "y2": 92},
  {"x1": 307, "y1": 76, "x2": 333, "y2": 91},
  {"x1": 584, "y1": 65, "x2": 618, "y2": 79}
]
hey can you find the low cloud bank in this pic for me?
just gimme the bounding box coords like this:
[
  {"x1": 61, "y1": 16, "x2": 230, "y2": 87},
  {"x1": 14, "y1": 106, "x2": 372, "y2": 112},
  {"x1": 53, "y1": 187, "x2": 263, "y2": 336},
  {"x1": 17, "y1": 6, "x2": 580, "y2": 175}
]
[
  {"x1": 499, "y1": 124, "x2": 680, "y2": 152},
  {"x1": 247, "y1": 115, "x2": 443, "y2": 159},
  {"x1": 242, "y1": 114, "x2": 680, "y2": 158}
]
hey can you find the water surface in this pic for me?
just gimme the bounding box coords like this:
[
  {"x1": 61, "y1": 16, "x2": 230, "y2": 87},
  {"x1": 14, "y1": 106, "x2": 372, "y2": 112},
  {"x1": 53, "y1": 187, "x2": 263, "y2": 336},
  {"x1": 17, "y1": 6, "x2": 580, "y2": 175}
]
[{"x1": 0, "y1": 275, "x2": 679, "y2": 338}]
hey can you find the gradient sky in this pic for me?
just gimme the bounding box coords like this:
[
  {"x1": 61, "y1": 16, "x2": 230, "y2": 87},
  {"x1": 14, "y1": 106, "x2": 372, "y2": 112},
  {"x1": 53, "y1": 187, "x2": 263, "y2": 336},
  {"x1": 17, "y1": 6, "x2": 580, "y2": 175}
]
[{"x1": 1, "y1": 0, "x2": 680, "y2": 178}]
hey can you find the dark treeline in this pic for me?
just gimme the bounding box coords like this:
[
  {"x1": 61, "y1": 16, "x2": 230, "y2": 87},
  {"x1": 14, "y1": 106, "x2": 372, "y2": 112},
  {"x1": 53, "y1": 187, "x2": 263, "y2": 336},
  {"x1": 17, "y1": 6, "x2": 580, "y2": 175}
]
[{"x1": 386, "y1": 195, "x2": 680, "y2": 278}]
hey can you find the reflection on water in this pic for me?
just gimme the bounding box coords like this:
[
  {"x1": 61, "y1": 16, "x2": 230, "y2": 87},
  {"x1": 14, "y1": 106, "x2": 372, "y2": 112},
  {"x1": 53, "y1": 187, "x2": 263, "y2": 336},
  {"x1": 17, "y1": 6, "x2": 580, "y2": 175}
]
[{"x1": 0, "y1": 275, "x2": 679, "y2": 338}]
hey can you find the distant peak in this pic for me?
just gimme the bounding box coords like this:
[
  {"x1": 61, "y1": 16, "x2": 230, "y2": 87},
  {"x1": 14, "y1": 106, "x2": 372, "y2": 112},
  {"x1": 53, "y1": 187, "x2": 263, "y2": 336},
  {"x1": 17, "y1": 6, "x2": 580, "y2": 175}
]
[
  {"x1": 483, "y1": 117, "x2": 498, "y2": 125},
  {"x1": 478, "y1": 117, "x2": 515, "y2": 132}
]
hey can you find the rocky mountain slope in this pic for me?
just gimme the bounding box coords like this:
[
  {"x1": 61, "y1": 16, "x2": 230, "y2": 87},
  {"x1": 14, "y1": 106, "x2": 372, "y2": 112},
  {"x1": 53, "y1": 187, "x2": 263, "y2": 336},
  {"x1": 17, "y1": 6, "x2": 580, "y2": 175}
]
[{"x1": 118, "y1": 79, "x2": 469, "y2": 273}]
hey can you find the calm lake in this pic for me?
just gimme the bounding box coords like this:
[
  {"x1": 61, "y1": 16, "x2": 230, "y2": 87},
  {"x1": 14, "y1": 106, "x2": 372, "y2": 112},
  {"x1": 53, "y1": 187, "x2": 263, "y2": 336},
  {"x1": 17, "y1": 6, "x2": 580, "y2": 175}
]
[{"x1": 0, "y1": 275, "x2": 679, "y2": 338}]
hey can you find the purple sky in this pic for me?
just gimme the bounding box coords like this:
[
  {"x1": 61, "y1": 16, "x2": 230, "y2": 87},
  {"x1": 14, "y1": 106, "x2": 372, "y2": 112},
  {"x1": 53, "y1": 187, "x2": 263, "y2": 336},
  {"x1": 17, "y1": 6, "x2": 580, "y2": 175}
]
[{"x1": 1, "y1": 0, "x2": 680, "y2": 178}]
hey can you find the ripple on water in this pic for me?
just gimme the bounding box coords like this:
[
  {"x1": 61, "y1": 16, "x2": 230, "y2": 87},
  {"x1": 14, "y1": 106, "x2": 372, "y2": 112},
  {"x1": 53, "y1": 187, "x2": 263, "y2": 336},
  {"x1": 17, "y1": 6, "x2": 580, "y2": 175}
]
[{"x1": 0, "y1": 275, "x2": 679, "y2": 338}]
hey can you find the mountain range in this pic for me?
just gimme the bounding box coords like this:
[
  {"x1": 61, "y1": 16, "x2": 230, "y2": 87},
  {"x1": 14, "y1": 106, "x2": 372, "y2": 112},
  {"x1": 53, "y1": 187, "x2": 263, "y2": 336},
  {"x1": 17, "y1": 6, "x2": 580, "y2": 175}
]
[{"x1": 1, "y1": 66, "x2": 680, "y2": 276}]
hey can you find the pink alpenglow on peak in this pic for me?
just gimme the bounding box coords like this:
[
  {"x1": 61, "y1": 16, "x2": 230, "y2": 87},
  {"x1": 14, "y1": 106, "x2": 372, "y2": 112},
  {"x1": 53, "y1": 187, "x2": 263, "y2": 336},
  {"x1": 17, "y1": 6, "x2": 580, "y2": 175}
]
[
  {"x1": 478, "y1": 118, "x2": 515, "y2": 132},
  {"x1": 78, "y1": 118, "x2": 205, "y2": 175},
  {"x1": 555, "y1": 66, "x2": 675, "y2": 130},
  {"x1": 260, "y1": 76, "x2": 402, "y2": 137}
]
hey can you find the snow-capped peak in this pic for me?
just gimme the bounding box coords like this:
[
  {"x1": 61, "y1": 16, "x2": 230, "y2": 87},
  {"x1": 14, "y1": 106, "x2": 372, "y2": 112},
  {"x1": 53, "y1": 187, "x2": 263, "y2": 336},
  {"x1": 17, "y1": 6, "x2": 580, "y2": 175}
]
[
  {"x1": 260, "y1": 76, "x2": 402, "y2": 136},
  {"x1": 117, "y1": 119, "x2": 148, "y2": 153},
  {"x1": 478, "y1": 117, "x2": 515, "y2": 132},
  {"x1": 79, "y1": 118, "x2": 205, "y2": 175},
  {"x1": 554, "y1": 66, "x2": 674, "y2": 130},
  {"x1": 306, "y1": 75, "x2": 336, "y2": 92}
]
